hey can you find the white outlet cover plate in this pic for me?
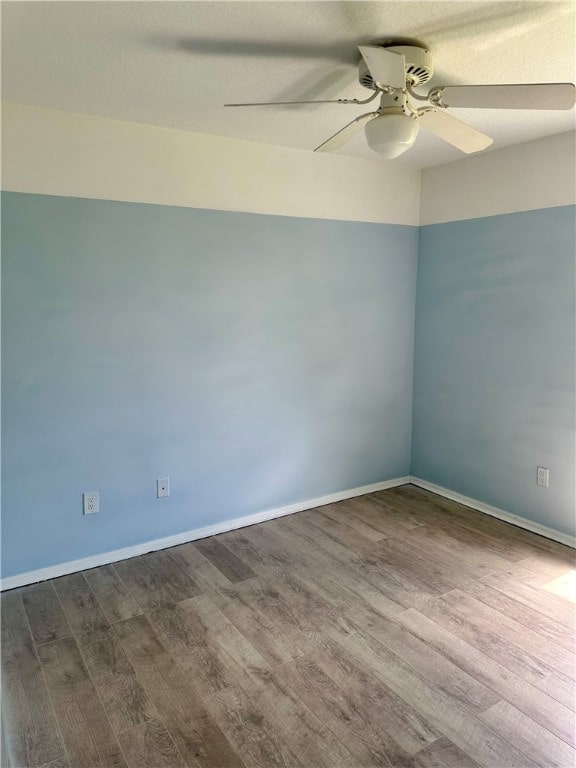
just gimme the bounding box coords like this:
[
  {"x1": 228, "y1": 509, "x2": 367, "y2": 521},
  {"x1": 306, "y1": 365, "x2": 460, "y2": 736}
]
[
  {"x1": 157, "y1": 478, "x2": 170, "y2": 498},
  {"x1": 83, "y1": 491, "x2": 99, "y2": 514},
  {"x1": 537, "y1": 467, "x2": 549, "y2": 487}
]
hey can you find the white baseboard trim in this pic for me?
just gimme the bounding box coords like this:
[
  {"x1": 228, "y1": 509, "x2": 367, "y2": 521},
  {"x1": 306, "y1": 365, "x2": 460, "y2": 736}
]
[
  {"x1": 0, "y1": 475, "x2": 411, "y2": 591},
  {"x1": 409, "y1": 476, "x2": 576, "y2": 549}
]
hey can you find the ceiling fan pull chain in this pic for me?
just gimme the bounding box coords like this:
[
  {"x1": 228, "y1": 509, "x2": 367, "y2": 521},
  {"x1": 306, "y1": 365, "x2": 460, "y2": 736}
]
[
  {"x1": 225, "y1": 90, "x2": 381, "y2": 108},
  {"x1": 344, "y1": 90, "x2": 381, "y2": 105}
]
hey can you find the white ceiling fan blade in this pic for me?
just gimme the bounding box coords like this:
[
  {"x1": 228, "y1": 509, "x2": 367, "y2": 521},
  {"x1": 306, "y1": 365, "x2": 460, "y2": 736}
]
[
  {"x1": 358, "y1": 46, "x2": 406, "y2": 90},
  {"x1": 418, "y1": 110, "x2": 493, "y2": 154},
  {"x1": 437, "y1": 83, "x2": 576, "y2": 110},
  {"x1": 314, "y1": 112, "x2": 378, "y2": 153}
]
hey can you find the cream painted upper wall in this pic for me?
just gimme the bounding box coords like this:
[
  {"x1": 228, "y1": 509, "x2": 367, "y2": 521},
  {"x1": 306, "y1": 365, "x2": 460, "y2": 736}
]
[
  {"x1": 1, "y1": 102, "x2": 420, "y2": 226},
  {"x1": 420, "y1": 132, "x2": 576, "y2": 225},
  {"x1": 6, "y1": 103, "x2": 573, "y2": 228}
]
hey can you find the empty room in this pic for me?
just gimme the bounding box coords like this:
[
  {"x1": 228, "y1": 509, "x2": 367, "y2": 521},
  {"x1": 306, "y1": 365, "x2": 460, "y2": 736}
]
[{"x1": 1, "y1": 2, "x2": 575, "y2": 767}]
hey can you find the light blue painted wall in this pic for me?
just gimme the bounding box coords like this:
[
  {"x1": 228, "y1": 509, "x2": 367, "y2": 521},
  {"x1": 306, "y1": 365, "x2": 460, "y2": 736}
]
[
  {"x1": 412, "y1": 206, "x2": 576, "y2": 537},
  {"x1": 1, "y1": 192, "x2": 418, "y2": 578}
]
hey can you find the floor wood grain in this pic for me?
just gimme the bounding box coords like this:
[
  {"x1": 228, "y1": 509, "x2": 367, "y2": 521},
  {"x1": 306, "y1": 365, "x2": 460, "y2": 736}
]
[
  {"x1": 84, "y1": 564, "x2": 142, "y2": 624},
  {"x1": 20, "y1": 581, "x2": 71, "y2": 646},
  {"x1": 38, "y1": 758, "x2": 72, "y2": 768},
  {"x1": 116, "y1": 718, "x2": 186, "y2": 768},
  {"x1": 193, "y1": 537, "x2": 256, "y2": 584},
  {"x1": 1, "y1": 591, "x2": 66, "y2": 768},
  {"x1": 414, "y1": 736, "x2": 481, "y2": 768},
  {"x1": 53, "y1": 572, "x2": 109, "y2": 640},
  {"x1": 2, "y1": 485, "x2": 575, "y2": 768},
  {"x1": 114, "y1": 614, "x2": 243, "y2": 768},
  {"x1": 37, "y1": 636, "x2": 128, "y2": 768},
  {"x1": 203, "y1": 684, "x2": 302, "y2": 768},
  {"x1": 79, "y1": 624, "x2": 157, "y2": 734}
]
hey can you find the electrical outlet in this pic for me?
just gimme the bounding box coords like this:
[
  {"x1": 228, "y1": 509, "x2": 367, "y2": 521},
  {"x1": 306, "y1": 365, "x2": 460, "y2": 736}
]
[
  {"x1": 83, "y1": 491, "x2": 99, "y2": 515},
  {"x1": 157, "y1": 477, "x2": 170, "y2": 498},
  {"x1": 537, "y1": 467, "x2": 549, "y2": 488}
]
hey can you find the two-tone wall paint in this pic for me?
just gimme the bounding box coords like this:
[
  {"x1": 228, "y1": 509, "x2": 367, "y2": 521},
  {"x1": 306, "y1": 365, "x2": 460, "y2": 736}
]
[
  {"x1": 1, "y1": 104, "x2": 575, "y2": 584},
  {"x1": 1, "y1": 104, "x2": 420, "y2": 580},
  {"x1": 412, "y1": 206, "x2": 576, "y2": 537},
  {"x1": 1, "y1": 103, "x2": 421, "y2": 226},
  {"x1": 2, "y1": 97, "x2": 420, "y2": 577},
  {"x1": 1, "y1": 193, "x2": 418, "y2": 579},
  {"x1": 414, "y1": 132, "x2": 576, "y2": 541}
]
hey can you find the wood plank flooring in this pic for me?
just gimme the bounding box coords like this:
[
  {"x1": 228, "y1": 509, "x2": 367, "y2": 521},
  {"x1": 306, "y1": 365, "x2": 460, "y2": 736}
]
[{"x1": 2, "y1": 485, "x2": 575, "y2": 768}]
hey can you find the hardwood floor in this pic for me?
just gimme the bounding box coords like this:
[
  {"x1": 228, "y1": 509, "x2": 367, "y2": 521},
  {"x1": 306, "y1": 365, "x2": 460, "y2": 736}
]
[{"x1": 2, "y1": 484, "x2": 575, "y2": 768}]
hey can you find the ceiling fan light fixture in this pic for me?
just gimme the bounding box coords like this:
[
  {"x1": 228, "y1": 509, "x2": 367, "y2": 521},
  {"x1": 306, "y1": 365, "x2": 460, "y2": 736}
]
[{"x1": 364, "y1": 113, "x2": 420, "y2": 159}]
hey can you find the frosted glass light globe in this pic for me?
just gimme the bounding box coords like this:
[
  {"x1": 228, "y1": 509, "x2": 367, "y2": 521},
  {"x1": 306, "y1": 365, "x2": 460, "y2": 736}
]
[{"x1": 364, "y1": 113, "x2": 420, "y2": 159}]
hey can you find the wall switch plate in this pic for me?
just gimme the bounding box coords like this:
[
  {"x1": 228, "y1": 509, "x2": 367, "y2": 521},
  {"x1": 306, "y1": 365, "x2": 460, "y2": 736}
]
[
  {"x1": 83, "y1": 491, "x2": 99, "y2": 514},
  {"x1": 157, "y1": 478, "x2": 170, "y2": 498},
  {"x1": 537, "y1": 467, "x2": 549, "y2": 488}
]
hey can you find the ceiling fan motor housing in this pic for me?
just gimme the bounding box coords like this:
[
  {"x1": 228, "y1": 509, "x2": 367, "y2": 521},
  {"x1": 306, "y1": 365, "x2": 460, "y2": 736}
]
[{"x1": 359, "y1": 44, "x2": 433, "y2": 89}]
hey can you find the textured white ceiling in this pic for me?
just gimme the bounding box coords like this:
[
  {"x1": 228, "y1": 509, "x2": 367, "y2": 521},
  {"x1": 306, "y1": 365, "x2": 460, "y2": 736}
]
[{"x1": 2, "y1": 1, "x2": 575, "y2": 169}]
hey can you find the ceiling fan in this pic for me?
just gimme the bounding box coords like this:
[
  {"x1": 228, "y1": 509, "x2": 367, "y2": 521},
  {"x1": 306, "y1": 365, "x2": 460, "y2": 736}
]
[{"x1": 225, "y1": 44, "x2": 576, "y2": 159}]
